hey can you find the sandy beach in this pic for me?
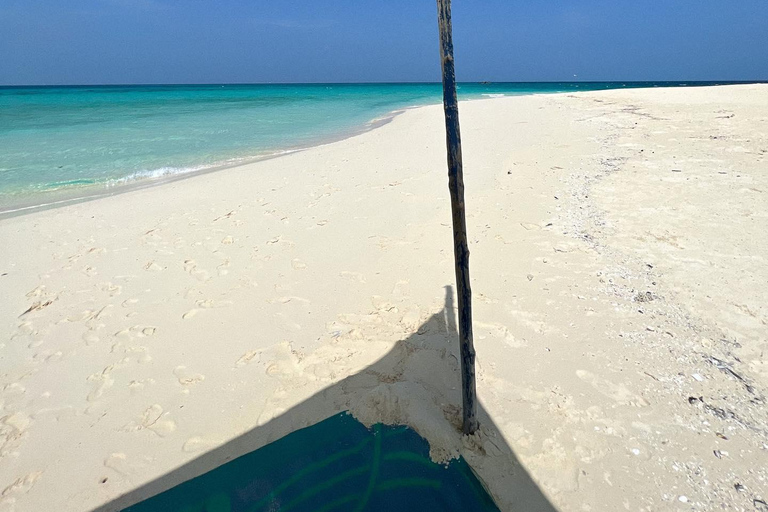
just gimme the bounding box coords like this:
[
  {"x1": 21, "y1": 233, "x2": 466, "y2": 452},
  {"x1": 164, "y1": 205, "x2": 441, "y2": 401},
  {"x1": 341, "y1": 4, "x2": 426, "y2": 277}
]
[{"x1": 1, "y1": 84, "x2": 767, "y2": 511}]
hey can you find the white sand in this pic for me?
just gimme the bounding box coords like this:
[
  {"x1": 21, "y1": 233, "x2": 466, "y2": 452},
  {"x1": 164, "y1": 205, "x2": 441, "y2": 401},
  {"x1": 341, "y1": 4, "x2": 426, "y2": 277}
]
[{"x1": 1, "y1": 84, "x2": 767, "y2": 511}]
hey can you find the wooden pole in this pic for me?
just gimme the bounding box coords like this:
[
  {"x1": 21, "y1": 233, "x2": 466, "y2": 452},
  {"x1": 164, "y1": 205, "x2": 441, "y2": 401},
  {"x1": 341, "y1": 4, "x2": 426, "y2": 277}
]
[{"x1": 436, "y1": 0, "x2": 478, "y2": 435}]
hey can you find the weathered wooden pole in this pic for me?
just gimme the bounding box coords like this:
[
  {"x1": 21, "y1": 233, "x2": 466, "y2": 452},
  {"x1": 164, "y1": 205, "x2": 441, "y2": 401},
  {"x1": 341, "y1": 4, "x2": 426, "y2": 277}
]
[{"x1": 436, "y1": 0, "x2": 478, "y2": 435}]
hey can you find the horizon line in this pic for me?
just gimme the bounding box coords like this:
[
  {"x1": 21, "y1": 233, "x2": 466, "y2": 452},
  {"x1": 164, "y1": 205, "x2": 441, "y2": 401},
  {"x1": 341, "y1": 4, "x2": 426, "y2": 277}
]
[{"x1": 1, "y1": 80, "x2": 767, "y2": 89}]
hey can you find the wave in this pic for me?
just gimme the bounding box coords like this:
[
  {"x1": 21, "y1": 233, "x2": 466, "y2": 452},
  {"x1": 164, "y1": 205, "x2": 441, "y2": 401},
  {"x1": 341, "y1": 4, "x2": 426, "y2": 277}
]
[
  {"x1": 106, "y1": 165, "x2": 209, "y2": 186},
  {"x1": 105, "y1": 148, "x2": 302, "y2": 187}
]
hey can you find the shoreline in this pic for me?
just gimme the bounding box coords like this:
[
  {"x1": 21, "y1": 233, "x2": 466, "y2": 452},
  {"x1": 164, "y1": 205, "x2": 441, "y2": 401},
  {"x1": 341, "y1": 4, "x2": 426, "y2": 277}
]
[
  {"x1": 3, "y1": 81, "x2": 757, "y2": 219},
  {"x1": 1, "y1": 84, "x2": 766, "y2": 511},
  {"x1": 0, "y1": 106, "x2": 412, "y2": 219}
]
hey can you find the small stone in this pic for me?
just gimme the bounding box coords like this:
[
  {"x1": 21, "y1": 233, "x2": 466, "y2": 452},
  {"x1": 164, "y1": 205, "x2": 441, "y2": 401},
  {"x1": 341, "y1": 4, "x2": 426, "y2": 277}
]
[
  {"x1": 692, "y1": 374, "x2": 704, "y2": 382},
  {"x1": 634, "y1": 291, "x2": 655, "y2": 302},
  {"x1": 678, "y1": 496, "x2": 688, "y2": 503}
]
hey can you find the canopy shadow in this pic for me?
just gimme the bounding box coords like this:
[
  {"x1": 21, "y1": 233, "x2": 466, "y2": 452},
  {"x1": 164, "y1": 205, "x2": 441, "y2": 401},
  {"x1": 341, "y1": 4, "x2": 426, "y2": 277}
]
[{"x1": 95, "y1": 287, "x2": 558, "y2": 512}]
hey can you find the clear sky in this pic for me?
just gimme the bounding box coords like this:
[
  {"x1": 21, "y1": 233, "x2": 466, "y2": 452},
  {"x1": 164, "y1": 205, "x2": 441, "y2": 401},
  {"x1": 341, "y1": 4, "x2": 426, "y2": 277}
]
[{"x1": 1, "y1": 0, "x2": 767, "y2": 85}]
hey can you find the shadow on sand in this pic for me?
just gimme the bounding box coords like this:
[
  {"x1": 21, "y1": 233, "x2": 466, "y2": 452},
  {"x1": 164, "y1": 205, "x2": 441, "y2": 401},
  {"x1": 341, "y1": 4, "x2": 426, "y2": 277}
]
[{"x1": 95, "y1": 287, "x2": 558, "y2": 512}]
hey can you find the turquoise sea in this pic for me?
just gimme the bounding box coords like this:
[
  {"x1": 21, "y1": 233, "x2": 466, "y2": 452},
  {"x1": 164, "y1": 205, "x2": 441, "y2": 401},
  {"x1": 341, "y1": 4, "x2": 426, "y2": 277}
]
[{"x1": 0, "y1": 82, "x2": 748, "y2": 214}]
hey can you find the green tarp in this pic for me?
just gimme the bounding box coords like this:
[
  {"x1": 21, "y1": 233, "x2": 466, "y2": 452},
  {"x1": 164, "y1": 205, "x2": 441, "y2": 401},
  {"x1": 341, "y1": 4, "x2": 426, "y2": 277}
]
[{"x1": 124, "y1": 412, "x2": 500, "y2": 512}]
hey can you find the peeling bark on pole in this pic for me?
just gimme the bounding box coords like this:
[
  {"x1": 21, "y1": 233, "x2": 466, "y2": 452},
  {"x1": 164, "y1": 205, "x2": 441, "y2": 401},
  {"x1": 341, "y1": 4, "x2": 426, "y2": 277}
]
[{"x1": 436, "y1": 0, "x2": 478, "y2": 435}]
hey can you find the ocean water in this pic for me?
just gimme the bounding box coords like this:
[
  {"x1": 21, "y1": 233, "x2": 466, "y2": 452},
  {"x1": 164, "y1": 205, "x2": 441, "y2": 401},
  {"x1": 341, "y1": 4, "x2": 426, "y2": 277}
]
[{"x1": 0, "y1": 82, "x2": 745, "y2": 214}]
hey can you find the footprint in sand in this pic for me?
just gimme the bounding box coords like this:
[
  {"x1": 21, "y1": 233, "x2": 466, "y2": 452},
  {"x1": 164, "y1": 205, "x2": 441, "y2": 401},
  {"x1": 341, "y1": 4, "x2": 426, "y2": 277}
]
[
  {"x1": 181, "y1": 309, "x2": 199, "y2": 320},
  {"x1": 140, "y1": 228, "x2": 163, "y2": 245},
  {"x1": 82, "y1": 332, "x2": 100, "y2": 345},
  {"x1": 184, "y1": 298, "x2": 233, "y2": 319},
  {"x1": 113, "y1": 328, "x2": 134, "y2": 344},
  {"x1": 476, "y1": 293, "x2": 499, "y2": 304},
  {"x1": 143, "y1": 261, "x2": 163, "y2": 272},
  {"x1": 340, "y1": 271, "x2": 366, "y2": 283},
  {"x1": 576, "y1": 370, "x2": 649, "y2": 407},
  {"x1": 265, "y1": 236, "x2": 294, "y2": 250},
  {"x1": 116, "y1": 345, "x2": 152, "y2": 364},
  {"x1": 27, "y1": 338, "x2": 45, "y2": 349},
  {"x1": 508, "y1": 308, "x2": 550, "y2": 334},
  {"x1": 1, "y1": 471, "x2": 43, "y2": 499},
  {"x1": 3, "y1": 383, "x2": 26, "y2": 397},
  {"x1": 263, "y1": 342, "x2": 302, "y2": 378},
  {"x1": 235, "y1": 350, "x2": 261, "y2": 367},
  {"x1": 34, "y1": 351, "x2": 64, "y2": 363},
  {"x1": 0, "y1": 423, "x2": 25, "y2": 461},
  {"x1": 183, "y1": 260, "x2": 210, "y2": 282},
  {"x1": 269, "y1": 296, "x2": 311, "y2": 305},
  {"x1": 67, "y1": 306, "x2": 110, "y2": 324},
  {"x1": 104, "y1": 453, "x2": 131, "y2": 476},
  {"x1": 392, "y1": 280, "x2": 410, "y2": 298},
  {"x1": 25, "y1": 285, "x2": 47, "y2": 298},
  {"x1": 475, "y1": 322, "x2": 527, "y2": 348},
  {"x1": 127, "y1": 378, "x2": 156, "y2": 394},
  {"x1": 86, "y1": 367, "x2": 115, "y2": 402},
  {"x1": 195, "y1": 299, "x2": 232, "y2": 309},
  {"x1": 183, "y1": 437, "x2": 220, "y2": 453},
  {"x1": 10, "y1": 321, "x2": 36, "y2": 342},
  {"x1": 85, "y1": 306, "x2": 112, "y2": 331},
  {"x1": 400, "y1": 306, "x2": 422, "y2": 331},
  {"x1": 122, "y1": 404, "x2": 176, "y2": 437},
  {"x1": 115, "y1": 325, "x2": 157, "y2": 340},
  {"x1": 100, "y1": 282, "x2": 122, "y2": 296},
  {"x1": 173, "y1": 366, "x2": 205, "y2": 386},
  {"x1": 121, "y1": 298, "x2": 139, "y2": 308},
  {"x1": 216, "y1": 258, "x2": 230, "y2": 276},
  {"x1": 1, "y1": 412, "x2": 32, "y2": 450}
]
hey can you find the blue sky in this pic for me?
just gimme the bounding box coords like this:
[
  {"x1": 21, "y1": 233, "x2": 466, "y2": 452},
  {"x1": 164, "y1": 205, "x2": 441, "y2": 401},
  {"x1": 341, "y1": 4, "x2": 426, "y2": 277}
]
[{"x1": 1, "y1": 0, "x2": 767, "y2": 85}]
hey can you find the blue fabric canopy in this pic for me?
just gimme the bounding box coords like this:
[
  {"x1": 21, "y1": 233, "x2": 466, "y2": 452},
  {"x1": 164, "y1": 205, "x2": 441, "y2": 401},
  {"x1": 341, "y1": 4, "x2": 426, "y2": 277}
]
[{"x1": 123, "y1": 412, "x2": 500, "y2": 512}]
